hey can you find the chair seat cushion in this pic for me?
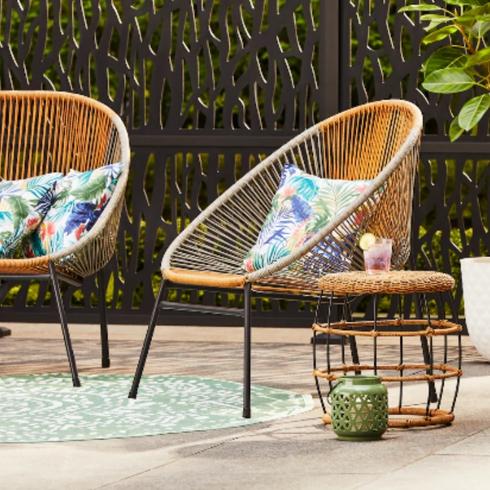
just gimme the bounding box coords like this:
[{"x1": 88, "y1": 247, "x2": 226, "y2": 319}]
[
  {"x1": 0, "y1": 173, "x2": 62, "y2": 257},
  {"x1": 243, "y1": 163, "x2": 372, "y2": 273},
  {"x1": 25, "y1": 163, "x2": 123, "y2": 256}
]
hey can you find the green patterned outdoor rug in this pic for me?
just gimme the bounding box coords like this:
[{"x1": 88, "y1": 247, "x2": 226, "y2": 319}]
[{"x1": 0, "y1": 374, "x2": 313, "y2": 443}]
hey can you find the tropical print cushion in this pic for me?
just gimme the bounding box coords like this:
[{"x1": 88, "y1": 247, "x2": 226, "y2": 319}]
[
  {"x1": 26, "y1": 163, "x2": 123, "y2": 256},
  {"x1": 243, "y1": 163, "x2": 372, "y2": 273},
  {"x1": 0, "y1": 173, "x2": 62, "y2": 258}
]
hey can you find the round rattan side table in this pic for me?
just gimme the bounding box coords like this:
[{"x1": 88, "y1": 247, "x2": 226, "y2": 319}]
[{"x1": 313, "y1": 271, "x2": 463, "y2": 429}]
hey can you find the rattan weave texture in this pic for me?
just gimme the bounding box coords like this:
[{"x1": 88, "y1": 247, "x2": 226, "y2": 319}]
[{"x1": 317, "y1": 270, "x2": 455, "y2": 296}]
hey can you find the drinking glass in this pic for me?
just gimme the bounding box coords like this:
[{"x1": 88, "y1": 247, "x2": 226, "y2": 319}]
[{"x1": 364, "y1": 238, "x2": 392, "y2": 274}]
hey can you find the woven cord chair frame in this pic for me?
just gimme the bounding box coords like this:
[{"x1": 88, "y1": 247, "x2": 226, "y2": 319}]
[
  {"x1": 129, "y1": 100, "x2": 423, "y2": 418},
  {"x1": 0, "y1": 91, "x2": 130, "y2": 386}
]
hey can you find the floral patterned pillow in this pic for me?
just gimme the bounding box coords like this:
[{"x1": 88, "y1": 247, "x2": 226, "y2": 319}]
[
  {"x1": 243, "y1": 163, "x2": 372, "y2": 273},
  {"x1": 0, "y1": 173, "x2": 62, "y2": 258},
  {"x1": 26, "y1": 163, "x2": 123, "y2": 256}
]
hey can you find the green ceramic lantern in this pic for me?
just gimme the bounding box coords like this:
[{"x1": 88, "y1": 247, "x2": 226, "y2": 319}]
[{"x1": 328, "y1": 375, "x2": 388, "y2": 441}]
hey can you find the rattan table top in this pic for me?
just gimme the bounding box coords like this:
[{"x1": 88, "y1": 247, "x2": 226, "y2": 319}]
[{"x1": 317, "y1": 270, "x2": 454, "y2": 296}]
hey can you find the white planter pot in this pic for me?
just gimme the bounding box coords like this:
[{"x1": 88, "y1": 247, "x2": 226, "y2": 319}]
[{"x1": 461, "y1": 257, "x2": 490, "y2": 361}]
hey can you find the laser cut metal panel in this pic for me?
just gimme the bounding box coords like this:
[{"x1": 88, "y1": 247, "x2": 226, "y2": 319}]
[
  {"x1": 0, "y1": 0, "x2": 325, "y2": 324},
  {"x1": 0, "y1": 0, "x2": 484, "y2": 325},
  {"x1": 341, "y1": 0, "x2": 490, "y2": 324}
]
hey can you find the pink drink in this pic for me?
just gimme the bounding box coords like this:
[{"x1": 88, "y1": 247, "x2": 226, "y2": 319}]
[{"x1": 364, "y1": 238, "x2": 392, "y2": 274}]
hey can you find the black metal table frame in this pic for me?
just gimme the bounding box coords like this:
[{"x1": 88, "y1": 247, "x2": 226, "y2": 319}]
[{"x1": 313, "y1": 291, "x2": 462, "y2": 424}]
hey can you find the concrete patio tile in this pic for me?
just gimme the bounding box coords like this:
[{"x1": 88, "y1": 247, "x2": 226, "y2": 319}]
[
  {"x1": 99, "y1": 411, "x2": 466, "y2": 489},
  {"x1": 195, "y1": 429, "x2": 462, "y2": 476},
  {"x1": 435, "y1": 432, "x2": 490, "y2": 456},
  {"x1": 0, "y1": 442, "x2": 176, "y2": 490},
  {"x1": 0, "y1": 428, "x2": 256, "y2": 490},
  {"x1": 360, "y1": 454, "x2": 490, "y2": 490},
  {"x1": 105, "y1": 467, "x2": 378, "y2": 490},
  {"x1": 477, "y1": 427, "x2": 490, "y2": 437}
]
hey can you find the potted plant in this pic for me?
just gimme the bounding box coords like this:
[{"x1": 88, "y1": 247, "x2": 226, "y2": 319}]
[
  {"x1": 401, "y1": 1, "x2": 490, "y2": 359},
  {"x1": 400, "y1": 0, "x2": 490, "y2": 140}
]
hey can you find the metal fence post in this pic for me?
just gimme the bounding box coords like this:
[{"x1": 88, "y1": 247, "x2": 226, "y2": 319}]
[{"x1": 319, "y1": 0, "x2": 341, "y2": 118}]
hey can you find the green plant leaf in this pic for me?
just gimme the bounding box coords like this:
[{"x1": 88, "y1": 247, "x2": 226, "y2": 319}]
[
  {"x1": 420, "y1": 13, "x2": 453, "y2": 30},
  {"x1": 420, "y1": 14, "x2": 454, "y2": 22},
  {"x1": 449, "y1": 117, "x2": 465, "y2": 141},
  {"x1": 424, "y1": 20, "x2": 445, "y2": 31},
  {"x1": 422, "y1": 68, "x2": 475, "y2": 93},
  {"x1": 420, "y1": 13, "x2": 451, "y2": 21},
  {"x1": 424, "y1": 47, "x2": 466, "y2": 74},
  {"x1": 471, "y1": 20, "x2": 490, "y2": 37},
  {"x1": 456, "y1": 5, "x2": 490, "y2": 25},
  {"x1": 465, "y1": 46, "x2": 490, "y2": 67},
  {"x1": 457, "y1": 94, "x2": 490, "y2": 131},
  {"x1": 422, "y1": 25, "x2": 459, "y2": 45},
  {"x1": 445, "y1": 0, "x2": 487, "y2": 6},
  {"x1": 399, "y1": 4, "x2": 443, "y2": 13}
]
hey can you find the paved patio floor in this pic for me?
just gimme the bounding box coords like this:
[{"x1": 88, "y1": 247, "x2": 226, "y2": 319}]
[{"x1": 1, "y1": 323, "x2": 490, "y2": 489}]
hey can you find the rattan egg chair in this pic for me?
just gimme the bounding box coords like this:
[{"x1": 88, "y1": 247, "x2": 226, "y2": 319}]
[
  {"x1": 0, "y1": 91, "x2": 130, "y2": 387},
  {"x1": 129, "y1": 99, "x2": 422, "y2": 418}
]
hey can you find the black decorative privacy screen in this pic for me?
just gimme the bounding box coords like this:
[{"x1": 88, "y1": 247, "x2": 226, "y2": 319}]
[{"x1": 0, "y1": 0, "x2": 485, "y2": 325}]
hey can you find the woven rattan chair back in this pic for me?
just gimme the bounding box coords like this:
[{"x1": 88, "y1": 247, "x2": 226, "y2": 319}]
[
  {"x1": 320, "y1": 102, "x2": 420, "y2": 270},
  {"x1": 0, "y1": 91, "x2": 130, "y2": 277},
  {"x1": 162, "y1": 100, "x2": 422, "y2": 292},
  {"x1": 0, "y1": 92, "x2": 122, "y2": 179}
]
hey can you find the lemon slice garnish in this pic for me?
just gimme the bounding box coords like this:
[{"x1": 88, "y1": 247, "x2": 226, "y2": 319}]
[{"x1": 359, "y1": 233, "x2": 377, "y2": 251}]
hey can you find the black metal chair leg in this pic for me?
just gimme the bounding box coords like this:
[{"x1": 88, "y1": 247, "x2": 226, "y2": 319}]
[
  {"x1": 128, "y1": 281, "x2": 166, "y2": 399},
  {"x1": 49, "y1": 262, "x2": 81, "y2": 387},
  {"x1": 243, "y1": 283, "x2": 252, "y2": 419},
  {"x1": 0, "y1": 279, "x2": 11, "y2": 338},
  {"x1": 98, "y1": 269, "x2": 110, "y2": 368}
]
